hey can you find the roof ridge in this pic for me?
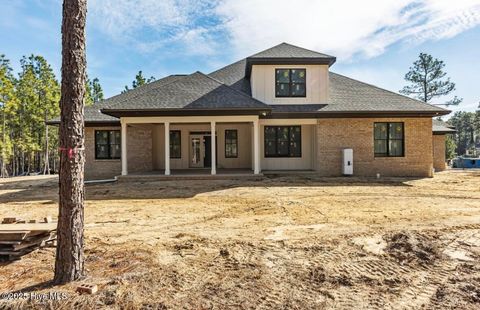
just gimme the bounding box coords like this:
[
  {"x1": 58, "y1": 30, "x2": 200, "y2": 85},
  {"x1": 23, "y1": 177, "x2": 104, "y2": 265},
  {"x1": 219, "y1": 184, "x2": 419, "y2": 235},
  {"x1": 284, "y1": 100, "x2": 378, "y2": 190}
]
[
  {"x1": 102, "y1": 74, "x2": 188, "y2": 109},
  {"x1": 249, "y1": 42, "x2": 335, "y2": 59},
  {"x1": 330, "y1": 72, "x2": 450, "y2": 113},
  {"x1": 102, "y1": 74, "x2": 187, "y2": 105},
  {"x1": 278, "y1": 42, "x2": 336, "y2": 59}
]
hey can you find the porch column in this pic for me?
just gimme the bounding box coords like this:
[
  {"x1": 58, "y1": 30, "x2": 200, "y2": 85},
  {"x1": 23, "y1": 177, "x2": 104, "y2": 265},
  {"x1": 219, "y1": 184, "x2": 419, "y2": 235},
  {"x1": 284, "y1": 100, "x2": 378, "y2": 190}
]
[
  {"x1": 121, "y1": 121, "x2": 128, "y2": 175},
  {"x1": 253, "y1": 119, "x2": 260, "y2": 174},
  {"x1": 211, "y1": 121, "x2": 216, "y2": 175},
  {"x1": 164, "y1": 122, "x2": 170, "y2": 175}
]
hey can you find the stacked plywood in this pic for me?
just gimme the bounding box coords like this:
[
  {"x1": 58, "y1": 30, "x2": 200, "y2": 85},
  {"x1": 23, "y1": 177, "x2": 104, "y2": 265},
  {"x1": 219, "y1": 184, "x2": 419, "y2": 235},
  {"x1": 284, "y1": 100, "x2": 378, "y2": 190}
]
[{"x1": 0, "y1": 219, "x2": 57, "y2": 261}]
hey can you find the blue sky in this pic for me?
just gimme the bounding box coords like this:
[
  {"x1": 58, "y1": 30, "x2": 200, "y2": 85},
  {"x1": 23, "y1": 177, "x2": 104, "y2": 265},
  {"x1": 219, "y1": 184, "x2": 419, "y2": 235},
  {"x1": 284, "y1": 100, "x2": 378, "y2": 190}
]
[{"x1": 1, "y1": 0, "x2": 479, "y2": 115}]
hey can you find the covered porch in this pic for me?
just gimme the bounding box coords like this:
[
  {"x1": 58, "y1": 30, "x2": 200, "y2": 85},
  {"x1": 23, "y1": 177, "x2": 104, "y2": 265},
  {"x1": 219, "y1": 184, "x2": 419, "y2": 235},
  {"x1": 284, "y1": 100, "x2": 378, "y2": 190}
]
[{"x1": 121, "y1": 116, "x2": 261, "y2": 176}]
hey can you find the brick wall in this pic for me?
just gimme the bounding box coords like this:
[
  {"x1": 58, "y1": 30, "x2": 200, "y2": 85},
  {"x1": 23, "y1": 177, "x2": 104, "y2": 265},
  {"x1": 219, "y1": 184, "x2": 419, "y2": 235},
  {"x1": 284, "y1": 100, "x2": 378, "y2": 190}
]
[
  {"x1": 127, "y1": 125, "x2": 152, "y2": 173},
  {"x1": 85, "y1": 126, "x2": 121, "y2": 180},
  {"x1": 433, "y1": 134, "x2": 446, "y2": 172},
  {"x1": 85, "y1": 125, "x2": 152, "y2": 180},
  {"x1": 316, "y1": 117, "x2": 433, "y2": 177}
]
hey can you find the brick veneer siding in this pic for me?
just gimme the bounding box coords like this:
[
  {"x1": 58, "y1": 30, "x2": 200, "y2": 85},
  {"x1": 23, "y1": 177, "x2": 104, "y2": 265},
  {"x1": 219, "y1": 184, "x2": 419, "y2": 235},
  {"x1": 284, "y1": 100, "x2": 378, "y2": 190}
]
[
  {"x1": 316, "y1": 117, "x2": 433, "y2": 177},
  {"x1": 126, "y1": 125, "x2": 152, "y2": 173},
  {"x1": 433, "y1": 134, "x2": 446, "y2": 172},
  {"x1": 85, "y1": 125, "x2": 152, "y2": 180}
]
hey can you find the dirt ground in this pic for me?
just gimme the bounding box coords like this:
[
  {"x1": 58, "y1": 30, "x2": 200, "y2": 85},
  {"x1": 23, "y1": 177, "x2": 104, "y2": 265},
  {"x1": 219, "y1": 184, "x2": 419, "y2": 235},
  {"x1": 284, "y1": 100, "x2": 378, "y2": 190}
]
[{"x1": 0, "y1": 170, "x2": 479, "y2": 309}]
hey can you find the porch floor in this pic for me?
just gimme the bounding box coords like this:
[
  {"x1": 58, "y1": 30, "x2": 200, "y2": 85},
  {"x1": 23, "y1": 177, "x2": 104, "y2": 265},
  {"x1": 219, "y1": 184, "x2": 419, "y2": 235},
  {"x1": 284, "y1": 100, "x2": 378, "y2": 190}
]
[{"x1": 117, "y1": 168, "x2": 261, "y2": 181}]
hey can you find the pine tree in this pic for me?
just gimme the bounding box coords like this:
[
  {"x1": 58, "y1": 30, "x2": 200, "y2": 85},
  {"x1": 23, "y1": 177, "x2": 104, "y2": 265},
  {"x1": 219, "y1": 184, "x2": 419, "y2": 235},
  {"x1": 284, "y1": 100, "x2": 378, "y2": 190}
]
[
  {"x1": 16, "y1": 55, "x2": 60, "y2": 174},
  {"x1": 448, "y1": 111, "x2": 477, "y2": 155},
  {"x1": 85, "y1": 76, "x2": 104, "y2": 105},
  {"x1": 122, "y1": 70, "x2": 155, "y2": 93},
  {"x1": 400, "y1": 53, "x2": 461, "y2": 106},
  {"x1": 54, "y1": 0, "x2": 87, "y2": 284},
  {"x1": 0, "y1": 55, "x2": 16, "y2": 177}
]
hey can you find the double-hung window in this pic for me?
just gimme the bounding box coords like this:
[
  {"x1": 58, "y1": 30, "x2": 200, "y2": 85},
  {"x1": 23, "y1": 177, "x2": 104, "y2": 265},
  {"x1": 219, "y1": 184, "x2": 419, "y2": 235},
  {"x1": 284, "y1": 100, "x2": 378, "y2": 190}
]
[
  {"x1": 264, "y1": 126, "x2": 301, "y2": 157},
  {"x1": 225, "y1": 130, "x2": 238, "y2": 158},
  {"x1": 275, "y1": 69, "x2": 306, "y2": 97},
  {"x1": 374, "y1": 122, "x2": 404, "y2": 157},
  {"x1": 95, "y1": 130, "x2": 121, "y2": 159}
]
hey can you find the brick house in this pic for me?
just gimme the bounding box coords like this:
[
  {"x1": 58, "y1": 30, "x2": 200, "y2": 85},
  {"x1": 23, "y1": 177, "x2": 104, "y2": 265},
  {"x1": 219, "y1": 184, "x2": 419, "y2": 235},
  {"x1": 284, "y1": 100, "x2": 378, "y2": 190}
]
[{"x1": 51, "y1": 43, "x2": 452, "y2": 180}]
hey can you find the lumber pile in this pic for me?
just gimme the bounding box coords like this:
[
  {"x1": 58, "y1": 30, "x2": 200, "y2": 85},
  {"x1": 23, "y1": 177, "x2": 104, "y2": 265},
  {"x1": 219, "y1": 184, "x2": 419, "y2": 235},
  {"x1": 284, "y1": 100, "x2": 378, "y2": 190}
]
[{"x1": 0, "y1": 217, "x2": 57, "y2": 261}]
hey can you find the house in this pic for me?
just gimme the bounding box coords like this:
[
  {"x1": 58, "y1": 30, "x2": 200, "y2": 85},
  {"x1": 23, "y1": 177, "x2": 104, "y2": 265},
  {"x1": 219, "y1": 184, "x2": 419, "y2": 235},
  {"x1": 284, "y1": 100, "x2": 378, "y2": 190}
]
[
  {"x1": 50, "y1": 43, "x2": 451, "y2": 180},
  {"x1": 432, "y1": 119, "x2": 456, "y2": 171}
]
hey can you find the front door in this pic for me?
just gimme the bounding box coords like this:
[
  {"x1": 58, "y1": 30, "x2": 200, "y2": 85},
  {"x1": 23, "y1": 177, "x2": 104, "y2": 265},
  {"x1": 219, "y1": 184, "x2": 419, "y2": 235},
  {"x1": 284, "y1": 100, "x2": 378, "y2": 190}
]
[{"x1": 189, "y1": 135, "x2": 204, "y2": 168}]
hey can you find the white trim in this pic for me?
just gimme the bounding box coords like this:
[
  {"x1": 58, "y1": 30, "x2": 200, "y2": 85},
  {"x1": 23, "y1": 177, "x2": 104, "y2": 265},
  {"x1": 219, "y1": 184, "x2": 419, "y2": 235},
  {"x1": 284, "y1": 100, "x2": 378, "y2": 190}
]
[
  {"x1": 122, "y1": 115, "x2": 258, "y2": 124},
  {"x1": 259, "y1": 118, "x2": 318, "y2": 125},
  {"x1": 121, "y1": 121, "x2": 128, "y2": 175},
  {"x1": 164, "y1": 122, "x2": 170, "y2": 175},
  {"x1": 253, "y1": 120, "x2": 260, "y2": 174},
  {"x1": 211, "y1": 121, "x2": 216, "y2": 175}
]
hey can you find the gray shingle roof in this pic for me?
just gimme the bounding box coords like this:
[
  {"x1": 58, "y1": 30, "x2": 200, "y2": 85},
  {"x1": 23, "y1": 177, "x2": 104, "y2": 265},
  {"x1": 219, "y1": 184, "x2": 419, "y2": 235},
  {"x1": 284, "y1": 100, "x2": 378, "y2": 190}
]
[
  {"x1": 49, "y1": 43, "x2": 451, "y2": 124},
  {"x1": 209, "y1": 59, "x2": 251, "y2": 95},
  {"x1": 249, "y1": 43, "x2": 336, "y2": 60},
  {"x1": 209, "y1": 59, "x2": 449, "y2": 115},
  {"x1": 102, "y1": 72, "x2": 269, "y2": 112},
  {"x1": 433, "y1": 119, "x2": 456, "y2": 133},
  {"x1": 326, "y1": 73, "x2": 448, "y2": 113},
  {"x1": 47, "y1": 74, "x2": 184, "y2": 124}
]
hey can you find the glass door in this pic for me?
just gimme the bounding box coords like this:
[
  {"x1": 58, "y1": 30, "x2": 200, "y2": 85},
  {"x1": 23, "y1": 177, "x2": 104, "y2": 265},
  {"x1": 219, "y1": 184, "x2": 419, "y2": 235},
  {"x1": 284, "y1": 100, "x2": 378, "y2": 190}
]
[{"x1": 189, "y1": 135, "x2": 204, "y2": 168}]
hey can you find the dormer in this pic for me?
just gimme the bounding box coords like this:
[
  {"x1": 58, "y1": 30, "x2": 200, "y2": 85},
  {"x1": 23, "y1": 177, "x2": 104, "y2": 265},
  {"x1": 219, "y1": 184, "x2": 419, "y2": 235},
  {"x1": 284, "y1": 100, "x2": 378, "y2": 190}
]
[{"x1": 246, "y1": 43, "x2": 336, "y2": 105}]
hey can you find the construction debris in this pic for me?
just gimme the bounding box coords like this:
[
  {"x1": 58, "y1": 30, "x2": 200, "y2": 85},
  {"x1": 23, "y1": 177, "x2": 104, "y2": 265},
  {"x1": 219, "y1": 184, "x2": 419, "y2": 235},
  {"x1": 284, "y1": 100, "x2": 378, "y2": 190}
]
[
  {"x1": 0, "y1": 218, "x2": 57, "y2": 261},
  {"x1": 76, "y1": 283, "x2": 98, "y2": 295}
]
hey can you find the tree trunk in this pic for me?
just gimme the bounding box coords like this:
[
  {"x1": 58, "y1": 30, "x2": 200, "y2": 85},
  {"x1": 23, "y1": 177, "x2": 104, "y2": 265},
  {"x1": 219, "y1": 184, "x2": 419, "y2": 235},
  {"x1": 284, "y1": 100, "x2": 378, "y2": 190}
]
[
  {"x1": 44, "y1": 110, "x2": 50, "y2": 175},
  {"x1": 54, "y1": 0, "x2": 87, "y2": 285},
  {"x1": 1, "y1": 109, "x2": 7, "y2": 178}
]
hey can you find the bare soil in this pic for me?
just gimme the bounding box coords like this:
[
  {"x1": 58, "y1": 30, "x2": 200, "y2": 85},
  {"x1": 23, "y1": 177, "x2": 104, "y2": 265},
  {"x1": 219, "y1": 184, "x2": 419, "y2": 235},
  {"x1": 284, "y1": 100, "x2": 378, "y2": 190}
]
[{"x1": 0, "y1": 170, "x2": 479, "y2": 309}]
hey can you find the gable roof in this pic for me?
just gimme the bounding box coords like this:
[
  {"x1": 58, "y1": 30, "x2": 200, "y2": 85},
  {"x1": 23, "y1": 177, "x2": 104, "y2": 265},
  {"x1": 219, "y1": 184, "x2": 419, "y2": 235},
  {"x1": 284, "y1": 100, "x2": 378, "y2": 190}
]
[
  {"x1": 249, "y1": 42, "x2": 336, "y2": 60},
  {"x1": 246, "y1": 43, "x2": 336, "y2": 77},
  {"x1": 101, "y1": 72, "x2": 270, "y2": 117}
]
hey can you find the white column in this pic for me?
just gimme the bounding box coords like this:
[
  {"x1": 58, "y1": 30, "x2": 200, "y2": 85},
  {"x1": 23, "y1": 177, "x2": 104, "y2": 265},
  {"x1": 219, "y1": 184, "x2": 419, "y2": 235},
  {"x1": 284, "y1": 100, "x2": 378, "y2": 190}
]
[
  {"x1": 253, "y1": 119, "x2": 260, "y2": 174},
  {"x1": 211, "y1": 121, "x2": 216, "y2": 175},
  {"x1": 121, "y1": 121, "x2": 128, "y2": 175},
  {"x1": 164, "y1": 122, "x2": 170, "y2": 175}
]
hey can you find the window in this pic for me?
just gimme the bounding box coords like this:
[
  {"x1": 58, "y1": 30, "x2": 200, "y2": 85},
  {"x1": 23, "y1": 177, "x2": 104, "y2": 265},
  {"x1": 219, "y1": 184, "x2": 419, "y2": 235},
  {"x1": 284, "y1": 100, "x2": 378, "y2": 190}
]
[
  {"x1": 170, "y1": 130, "x2": 181, "y2": 158},
  {"x1": 275, "y1": 69, "x2": 306, "y2": 97},
  {"x1": 225, "y1": 130, "x2": 238, "y2": 158},
  {"x1": 264, "y1": 126, "x2": 301, "y2": 157},
  {"x1": 374, "y1": 122, "x2": 404, "y2": 157},
  {"x1": 95, "y1": 130, "x2": 121, "y2": 159}
]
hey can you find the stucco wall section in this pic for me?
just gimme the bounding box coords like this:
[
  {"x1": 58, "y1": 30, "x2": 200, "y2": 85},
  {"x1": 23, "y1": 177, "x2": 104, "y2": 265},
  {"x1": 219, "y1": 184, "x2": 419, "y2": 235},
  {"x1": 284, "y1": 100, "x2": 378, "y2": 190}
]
[
  {"x1": 316, "y1": 118, "x2": 433, "y2": 177},
  {"x1": 433, "y1": 134, "x2": 446, "y2": 172}
]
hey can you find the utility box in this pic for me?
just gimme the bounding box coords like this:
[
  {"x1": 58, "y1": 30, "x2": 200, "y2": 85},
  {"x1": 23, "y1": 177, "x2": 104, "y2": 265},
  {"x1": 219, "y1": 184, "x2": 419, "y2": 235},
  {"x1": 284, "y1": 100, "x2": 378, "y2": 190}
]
[{"x1": 342, "y1": 148, "x2": 353, "y2": 175}]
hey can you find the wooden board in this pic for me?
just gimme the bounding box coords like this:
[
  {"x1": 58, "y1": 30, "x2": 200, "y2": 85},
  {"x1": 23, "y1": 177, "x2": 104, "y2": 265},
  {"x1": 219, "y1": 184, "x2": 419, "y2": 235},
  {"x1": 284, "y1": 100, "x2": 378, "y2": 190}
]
[
  {"x1": 0, "y1": 240, "x2": 22, "y2": 245},
  {"x1": 0, "y1": 223, "x2": 57, "y2": 232},
  {"x1": 0, "y1": 231, "x2": 30, "y2": 241}
]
